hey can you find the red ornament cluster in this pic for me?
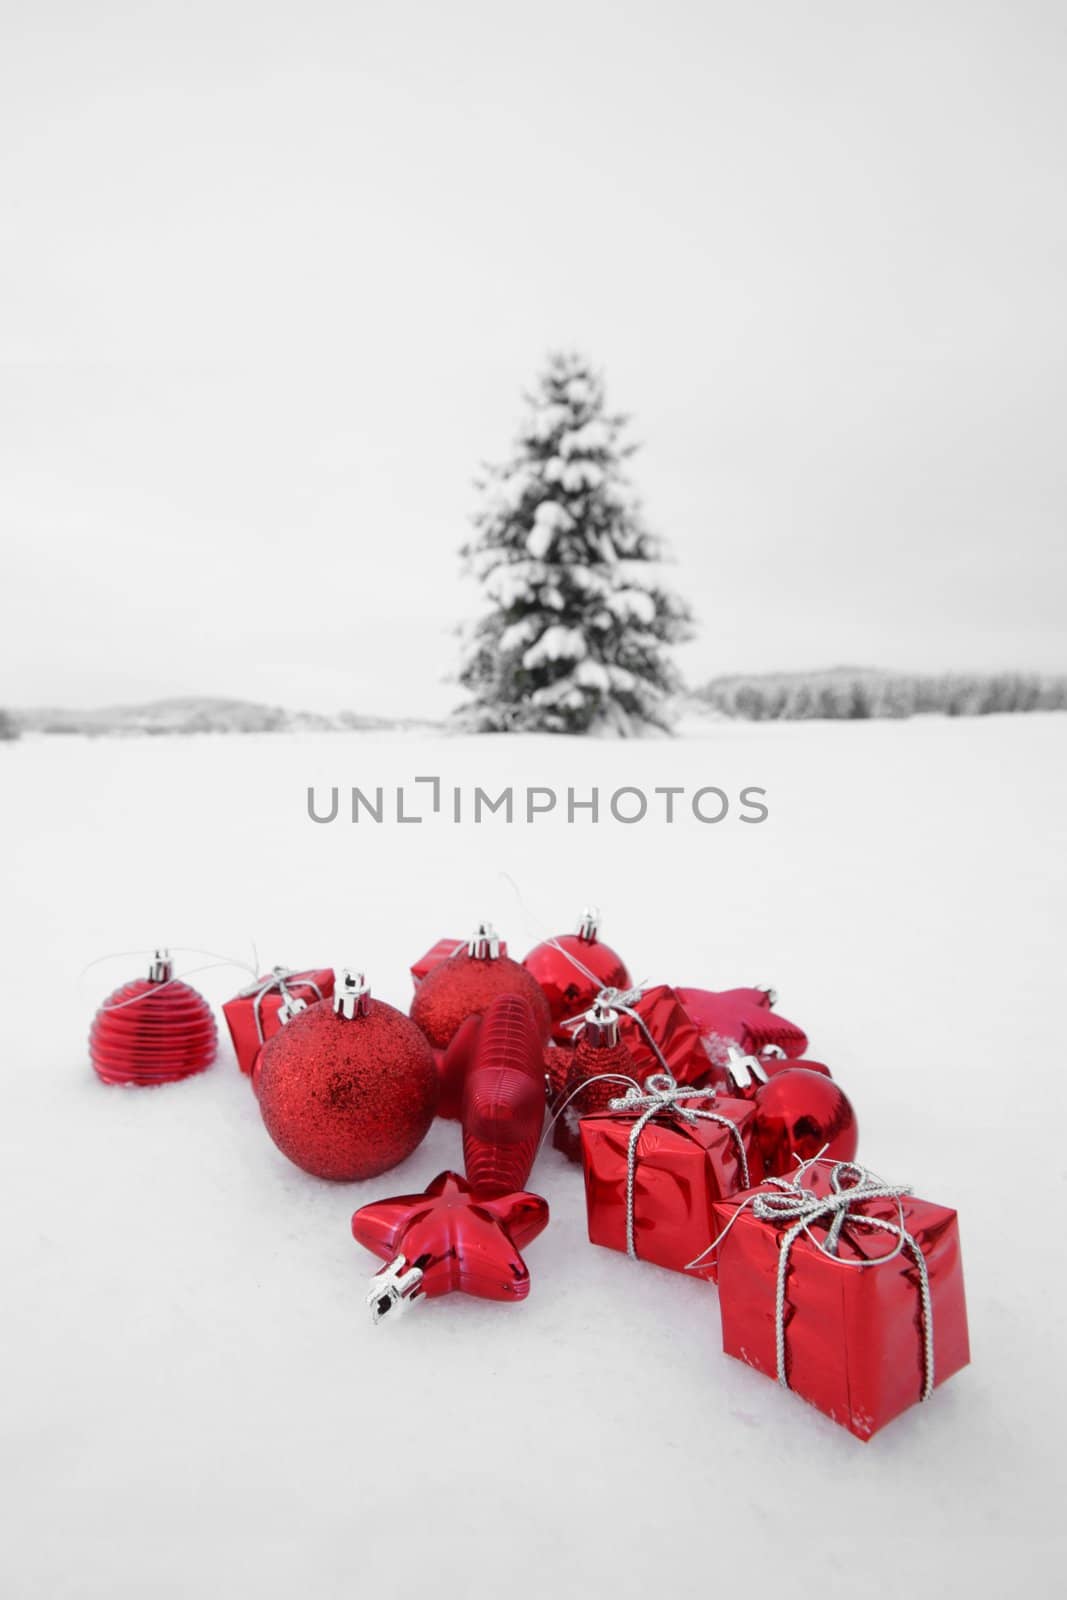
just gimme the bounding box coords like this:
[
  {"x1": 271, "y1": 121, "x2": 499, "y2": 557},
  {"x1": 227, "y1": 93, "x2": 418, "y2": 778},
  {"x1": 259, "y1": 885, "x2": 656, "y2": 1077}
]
[{"x1": 88, "y1": 911, "x2": 969, "y2": 1440}]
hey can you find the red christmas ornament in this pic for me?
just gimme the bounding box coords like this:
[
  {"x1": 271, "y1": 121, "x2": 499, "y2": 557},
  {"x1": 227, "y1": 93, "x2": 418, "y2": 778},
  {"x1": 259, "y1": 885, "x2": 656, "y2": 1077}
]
[
  {"x1": 462, "y1": 994, "x2": 547, "y2": 1197},
  {"x1": 256, "y1": 970, "x2": 437, "y2": 1181},
  {"x1": 552, "y1": 1002, "x2": 638, "y2": 1163},
  {"x1": 410, "y1": 923, "x2": 551, "y2": 1116},
  {"x1": 352, "y1": 1170, "x2": 550, "y2": 1321},
  {"x1": 89, "y1": 949, "x2": 217, "y2": 1086},
  {"x1": 752, "y1": 1067, "x2": 858, "y2": 1177},
  {"x1": 676, "y1": 985, "x2": 809, "y2": 1071},
  {"x1": 523, "y1": 909, "x2": 631, "y2": 1043}
]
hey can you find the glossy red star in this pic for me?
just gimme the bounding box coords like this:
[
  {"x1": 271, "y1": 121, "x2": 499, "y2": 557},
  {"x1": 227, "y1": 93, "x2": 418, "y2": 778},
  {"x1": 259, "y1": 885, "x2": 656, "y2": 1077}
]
[
  {"x1": 352, "y1": 1170, "x2": 549, "y2": 1316},
  {"x1": 676, "y1": 986, "x2": 809, "y2": 1071}
]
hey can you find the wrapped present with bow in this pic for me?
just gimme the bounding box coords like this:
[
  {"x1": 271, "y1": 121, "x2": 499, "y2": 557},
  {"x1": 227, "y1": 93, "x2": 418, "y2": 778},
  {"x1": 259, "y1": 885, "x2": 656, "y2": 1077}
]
[
  {"x1": 223, "y1": 966, "x2": 334, "y2": 1076},
  {"x1": 709, "y1": 1160, "x2": 970, "y2": 1439},
  {"x1": 568, "y1": 984, "x2": 707, "y2": 1088},
  {"x1": 579, "y1": 1074, "x2": 763, "y2": 1279}
]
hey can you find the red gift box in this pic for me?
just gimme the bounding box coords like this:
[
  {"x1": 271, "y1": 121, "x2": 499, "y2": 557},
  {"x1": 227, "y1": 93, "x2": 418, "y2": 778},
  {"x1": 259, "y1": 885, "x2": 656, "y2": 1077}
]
[
  {"x1": 223, "y1": 967, "x2": 334, "y2": 1076},
  {"x1": 587, "y1": 984, "x2": 707, "y2": 1087},
  {"x1": 410, "y1": 938, "x2": 507, "y2": 990},
  {"x1": 711, "y1": 1160, "x2": 970, "y2": 1440},
  {"x1": 580, "y1": 1082, "x2": 763, "y2": 1279}
]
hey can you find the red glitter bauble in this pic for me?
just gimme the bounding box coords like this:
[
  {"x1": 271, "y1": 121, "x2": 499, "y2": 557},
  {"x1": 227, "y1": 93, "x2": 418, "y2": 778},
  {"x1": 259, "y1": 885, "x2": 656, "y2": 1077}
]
[
  {"x1": 523, "y1": 911, "x2": 630, "y2": 1044},
  {"x1": 552, "y1": 1004, "x2": 637, "y2": 1162},
  {"x1": 753, "y1": 1068, "x2": 858, "y2": 1178},
  {"x1": 89, "y1": 950, "x2": 217, "y2": 1086},
  {"x1": 257, "y1": 972, "x2": 437, "y2": 1181},
  {"x1": 410, "y1": 927, "x2": 551, "y2": 1068},
  {"x1": 462, "y1": 994, "x2": 546, "y2": 1198}
]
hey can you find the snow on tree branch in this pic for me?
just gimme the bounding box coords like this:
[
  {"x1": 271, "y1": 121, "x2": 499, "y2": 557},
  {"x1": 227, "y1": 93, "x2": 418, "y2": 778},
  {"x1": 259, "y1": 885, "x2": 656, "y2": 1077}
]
[{"x1": 455, "y1": 352, "x2": 694, "y2": 735}]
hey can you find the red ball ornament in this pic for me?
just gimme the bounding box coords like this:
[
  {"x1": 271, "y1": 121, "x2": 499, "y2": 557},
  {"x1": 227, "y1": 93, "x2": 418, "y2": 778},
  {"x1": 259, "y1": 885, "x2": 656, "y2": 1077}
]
[
  {"x1": 353, "y1": 1170, "x2": 550, "y2": 1321},
  {"x1": 523, "y1": 908, "x2": 631, "y2": 1044},
  {"x1": 753, "y1": 1067, "x2": 858, "y2": 1178},
  {"x1": 410, "y1": 924, "x2": 551, "y2": 1115},
  {"x1": 553, "y1": 1002, "x2": 638, "y2": 1163},
  {"x1": 256, "y1": 970, "x2": 437, "y2": 1181},
  {"x1": 89, "y1": 949, "x2": 217, "y2": 1086},
  {"x1": 462, "y1": 995, "x2": 547, "y2": 1198}
]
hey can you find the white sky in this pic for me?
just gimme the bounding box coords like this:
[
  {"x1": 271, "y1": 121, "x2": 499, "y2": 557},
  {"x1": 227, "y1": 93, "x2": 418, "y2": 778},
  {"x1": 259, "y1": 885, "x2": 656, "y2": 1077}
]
[{"x1": 2, "y1": 1, "x2": 1065, "y2": 716}]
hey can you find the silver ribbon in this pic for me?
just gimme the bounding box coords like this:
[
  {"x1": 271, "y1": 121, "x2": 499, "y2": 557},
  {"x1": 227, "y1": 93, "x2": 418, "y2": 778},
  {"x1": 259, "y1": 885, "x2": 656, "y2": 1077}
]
[
  {"x1": 236, "y1": 965, "x2": 325, "y2": 1043},
  {"x1": 749, "y1": 1160, "x2": 935, "y2": 1401},
  {"x1": 608, "y1": 1074, "x2": 750, "y2": 1261}
]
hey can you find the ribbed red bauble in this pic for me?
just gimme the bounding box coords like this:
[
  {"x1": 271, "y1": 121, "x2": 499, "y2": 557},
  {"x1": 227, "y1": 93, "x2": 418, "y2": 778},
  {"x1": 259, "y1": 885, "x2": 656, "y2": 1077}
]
[
  {"x1": 411, "y1": 925, "x2": 551, "y2": 1110},
  {"x1": 552, "y1": 1002, "x2": 638, "y2": 1163},
  {"x1": 256, "y1": 970, "x2": 437, "y2": 1181},
  {"x1": 89, "y1": 950, "x2": 217, "y2": 1086},
  {"x1": 753, "y1": 1067, "x2": 857, "y2": 1177},
  {"x1": 462, "y1": 994, "x2": 546, "y2": 1198},
  {"x1": 523, "y1": 909, "x2": 631, "y2": 1043}
]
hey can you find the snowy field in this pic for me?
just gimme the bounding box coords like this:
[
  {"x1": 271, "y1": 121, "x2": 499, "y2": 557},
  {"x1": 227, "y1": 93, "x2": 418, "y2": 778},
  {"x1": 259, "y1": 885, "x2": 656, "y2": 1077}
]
[{"x1": 3, "y1": 716, "x2": 1066, "y2": 1599}]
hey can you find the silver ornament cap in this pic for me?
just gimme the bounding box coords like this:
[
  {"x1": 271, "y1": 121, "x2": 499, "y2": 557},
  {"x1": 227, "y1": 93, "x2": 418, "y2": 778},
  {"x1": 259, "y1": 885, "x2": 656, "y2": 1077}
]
[
  {"x1": 582, "y1": 1000, "x2": 620, "y2": 1048},
  {"x1": 467, "y1": 921, "x2": 501, "y2": 960},
  {"x1": 576, "y1": 906, "x2": 600, "y2": 942},
  {"x1": 148, "y1": 948, "x2": 174, "y2": 983},
  {"x1": 334, "y1": 969, "x2": 371, "y2": 1020}
]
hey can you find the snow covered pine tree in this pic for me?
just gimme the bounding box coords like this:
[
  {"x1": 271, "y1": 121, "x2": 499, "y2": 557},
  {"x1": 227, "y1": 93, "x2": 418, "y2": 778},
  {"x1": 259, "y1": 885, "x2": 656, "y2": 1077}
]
[{"x1": 457, "y1": 353, "x2": 693, "y2": 734}]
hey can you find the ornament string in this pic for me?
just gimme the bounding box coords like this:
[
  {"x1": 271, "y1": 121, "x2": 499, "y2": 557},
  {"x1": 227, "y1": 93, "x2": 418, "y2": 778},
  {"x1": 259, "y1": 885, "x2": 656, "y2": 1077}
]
[
  {"x1": 82, "y1": 946, "x2": 262, "y2": 1013},
  {"x1": 537, "y1": 1070, "x2": 644, "y2": 1155},
  {"x1": 607, "y1": 1076, "x2": 750, "y2": 1260},
  {"x1": 687, "y1": 1157, "x2": 935, "y2": 1402}
]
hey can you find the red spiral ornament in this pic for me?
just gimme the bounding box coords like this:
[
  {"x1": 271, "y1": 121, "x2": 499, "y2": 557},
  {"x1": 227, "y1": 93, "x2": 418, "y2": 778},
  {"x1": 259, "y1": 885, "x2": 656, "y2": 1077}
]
[
  {"x1": 89, "y1": 950, "x2": 217, "y2": 1086},
  {"x1": 553, "y1": 1004, "x2": 637, "y2": 1163},
  {"x1": 462, "y1": 994, "x2": 547, "y2": 1198}
]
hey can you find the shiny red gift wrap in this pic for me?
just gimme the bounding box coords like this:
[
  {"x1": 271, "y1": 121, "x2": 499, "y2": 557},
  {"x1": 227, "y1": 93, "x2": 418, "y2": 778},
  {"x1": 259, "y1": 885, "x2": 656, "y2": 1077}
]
[
  {"x1": 580, "y1": 1093, "x2": 763, "y2": 1279},
  {"x1": 410, "y1": 938, "x2": 507, "y2": 990},
  {"x1": 711, "y1": 1166, "x2": 970, "y2": 1439},
  {"x1": 222, "y1": 967, "x2": 334, "y2": 1076},
  {"x1": 609, "y1": 985, "x2": 708, "y2": 1087}
]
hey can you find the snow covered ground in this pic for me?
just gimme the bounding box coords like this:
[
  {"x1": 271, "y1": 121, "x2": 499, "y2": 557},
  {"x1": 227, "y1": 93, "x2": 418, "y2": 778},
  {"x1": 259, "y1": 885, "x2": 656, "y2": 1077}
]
[{"x1": 3, "y1": 716, "x2": 1065, "y2": 1598}]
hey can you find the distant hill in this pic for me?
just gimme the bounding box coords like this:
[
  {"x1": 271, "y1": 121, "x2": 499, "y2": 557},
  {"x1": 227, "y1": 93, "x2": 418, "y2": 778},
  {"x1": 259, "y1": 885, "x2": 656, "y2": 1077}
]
[
  {"x1": 11, "y1": 697, "x2": 442, "y2": 737},
  {"x1": 696, "y1": 667, "x2": 1067, "y2": 721}
]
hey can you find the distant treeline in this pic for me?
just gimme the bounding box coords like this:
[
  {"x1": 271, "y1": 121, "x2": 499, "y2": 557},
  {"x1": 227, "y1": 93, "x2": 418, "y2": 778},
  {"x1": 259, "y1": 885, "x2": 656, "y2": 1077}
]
[{"x1": 698, "y1": 669, "x2": 1067, "y2": 721}]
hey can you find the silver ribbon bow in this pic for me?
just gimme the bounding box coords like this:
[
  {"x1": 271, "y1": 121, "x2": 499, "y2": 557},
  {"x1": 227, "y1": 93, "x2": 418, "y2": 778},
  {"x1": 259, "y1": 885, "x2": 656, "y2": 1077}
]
[
  {"x1": 608, "y1": 1074, "x2": 750, "y2": 1261},
  {"x1": 750, "y1": 1160, "x2": 935, "y2": 1400},
  {"x1": 237, "y1": 966, "x2": 325, "y2": 1042}
]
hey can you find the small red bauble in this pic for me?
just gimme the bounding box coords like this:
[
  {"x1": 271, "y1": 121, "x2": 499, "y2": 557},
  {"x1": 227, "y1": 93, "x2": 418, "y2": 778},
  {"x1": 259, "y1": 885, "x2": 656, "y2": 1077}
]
[
  {"x1": 753, "y1": 1067, "x2": 857, "y2": 1177},
  {"x1": 523, "y1": 909, "x2": 631, "y2": 1044},
  {"x1": 353, "y1": 1170, "x2": 550, "y2": 1321},
  {"x1": 256, "y1": 970, "x2": 437, "y2": 1181},
  {"x1": 553, "y1": 1003, "x2": 638, "y2": 1163},
  {"x1": 462, "y1": 994, "x2": 547, "y2": 1198},
  {"x1": 410, "y1": 924, "x2": 551, "y2": 1113},
  {"x1": 89, "y1": 949, "x2": 217, "y2": 1086}
]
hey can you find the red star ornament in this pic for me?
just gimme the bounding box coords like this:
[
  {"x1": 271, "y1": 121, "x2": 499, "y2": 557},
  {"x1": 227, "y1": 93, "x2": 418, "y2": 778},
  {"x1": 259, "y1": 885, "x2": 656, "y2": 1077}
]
[{"x1": 352, "y1": 1170, "x2": 549, "y2": 1322}]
